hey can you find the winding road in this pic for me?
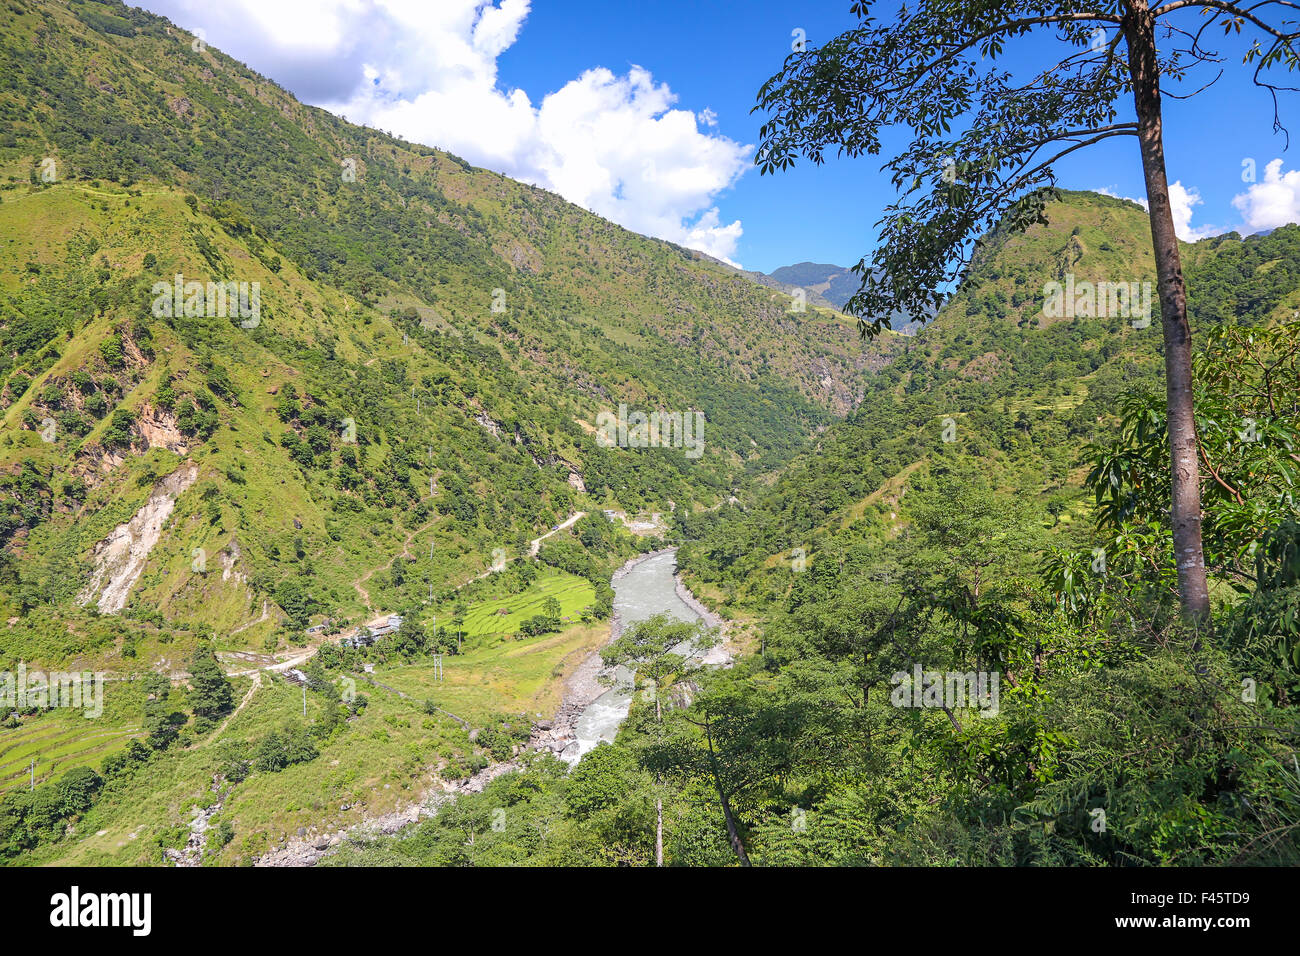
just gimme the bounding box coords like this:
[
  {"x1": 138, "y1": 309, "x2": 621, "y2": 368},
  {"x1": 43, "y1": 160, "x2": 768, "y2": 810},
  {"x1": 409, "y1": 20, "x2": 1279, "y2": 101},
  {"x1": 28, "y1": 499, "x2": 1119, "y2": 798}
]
[{"x1": 529, "y1": 511, "x2": 586, "y2": 557}]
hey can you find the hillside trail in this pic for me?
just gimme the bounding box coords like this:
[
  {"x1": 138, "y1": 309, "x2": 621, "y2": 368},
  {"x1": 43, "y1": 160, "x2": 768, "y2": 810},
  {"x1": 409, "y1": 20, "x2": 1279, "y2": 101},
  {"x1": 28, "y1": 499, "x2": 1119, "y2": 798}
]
[
  {"x1": 528, "y1": 511, "x2": 585, "y2": 557},
  {"x1": 351, "y1": 513, "x2": 441, "y2": 611},
  {"x1": 230, "y1": 600, "x2": 270, "y2": 637},
  {"x1": 218, "y1": 624, "x2": 361, "y2": 679},
  {"x1": 218, "y1": 510, "x2": 585, "y2": 680},
  {"x1": 194, "y1": 672, "x2": 261, "y2": 748}
]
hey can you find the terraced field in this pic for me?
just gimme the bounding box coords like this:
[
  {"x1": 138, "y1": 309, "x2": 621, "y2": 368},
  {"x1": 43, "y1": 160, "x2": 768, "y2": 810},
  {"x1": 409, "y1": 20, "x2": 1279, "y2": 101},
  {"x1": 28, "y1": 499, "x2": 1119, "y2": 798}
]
[
  {"x1": 452, "y1": 571, "x2": 597, "y2": 640},
  {"x1": 0, "y1": 716, "x2": 141, "y2": 795},
  {"x1": 375, "y1": 621, "x2": 608, "y2": 723}
]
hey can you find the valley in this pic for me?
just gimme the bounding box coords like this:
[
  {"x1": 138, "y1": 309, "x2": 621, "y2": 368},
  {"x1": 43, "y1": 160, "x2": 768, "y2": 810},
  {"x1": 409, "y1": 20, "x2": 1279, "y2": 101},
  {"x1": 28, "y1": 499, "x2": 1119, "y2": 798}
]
[{"x1": 0, "y1": 0, "x2": 1298, "y2": 876}]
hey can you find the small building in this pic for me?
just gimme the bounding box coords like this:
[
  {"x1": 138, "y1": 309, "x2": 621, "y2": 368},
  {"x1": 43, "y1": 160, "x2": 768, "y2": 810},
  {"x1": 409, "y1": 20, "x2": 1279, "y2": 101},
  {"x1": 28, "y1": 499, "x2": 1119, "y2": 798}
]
[{"x1": 367, "y1": 614, "x2": 402, "y2": 639}]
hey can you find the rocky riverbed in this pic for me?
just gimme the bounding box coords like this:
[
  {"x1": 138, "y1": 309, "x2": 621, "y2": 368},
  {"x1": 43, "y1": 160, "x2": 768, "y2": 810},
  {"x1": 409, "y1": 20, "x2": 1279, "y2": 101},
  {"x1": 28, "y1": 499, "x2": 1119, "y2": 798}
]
[
  {"x1": 254, "y1": 547, "x2": 729, "y2": 866},
  {"x1": 529, "y1": 548, "x2": 678, "y2": 759}
]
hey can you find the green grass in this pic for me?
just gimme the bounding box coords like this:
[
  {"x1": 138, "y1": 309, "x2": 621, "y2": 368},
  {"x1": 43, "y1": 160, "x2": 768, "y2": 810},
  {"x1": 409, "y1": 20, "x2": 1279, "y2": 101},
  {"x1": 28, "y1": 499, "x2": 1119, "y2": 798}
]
[
  {"x1": 376, "y1": 620, "x2": 607, "y2": 724},
  {"x1": 16, "y1": 573, "x2": 605, "y2": 865},
  {"x1": 0, "y1": 701, "x2": 143, "y2": 796},
  {"x1": 451, "y1": 570, "x2": 595, "y2": 639},
  {"x1": 17, "y1": 671, "x2": 468, "y2": 866}
]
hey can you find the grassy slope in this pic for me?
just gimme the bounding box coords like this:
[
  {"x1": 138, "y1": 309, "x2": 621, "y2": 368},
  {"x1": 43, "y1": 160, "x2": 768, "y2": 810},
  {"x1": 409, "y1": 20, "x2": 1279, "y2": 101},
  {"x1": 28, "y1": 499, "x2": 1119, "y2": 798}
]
[
  {"x1": 679, "y1": 191, "x2": 1300, "y2": 607},
  {"x1": 0, "y1": 0, "x2": 901, "y2": 675},
  {"x1": 20, "y1": 603, "x2": 606, "y2": 865},
  {"x1": 0, "y1": 0, "x2": 899, "y2": 863}
]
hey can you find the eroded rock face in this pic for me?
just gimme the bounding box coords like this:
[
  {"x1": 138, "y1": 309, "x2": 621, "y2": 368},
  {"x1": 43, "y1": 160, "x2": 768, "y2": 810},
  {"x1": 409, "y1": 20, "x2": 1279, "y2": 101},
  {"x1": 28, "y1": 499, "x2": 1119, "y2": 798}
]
[
  {"x1": 78, "y1": 462, "x2": 200, "y2": 614},
  {"x1": 219, "y1": 541, "x2": 246, "y2": 585},
  {"x1": 135, "y1": 404, "x2": 190, "y2": 455}
]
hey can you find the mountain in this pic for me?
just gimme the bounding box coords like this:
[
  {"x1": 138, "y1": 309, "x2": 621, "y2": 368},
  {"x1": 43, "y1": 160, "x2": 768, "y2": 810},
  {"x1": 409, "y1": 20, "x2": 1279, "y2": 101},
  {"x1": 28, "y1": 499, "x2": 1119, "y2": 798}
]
[
  {"x1": 0, "y1": 0, "x2": 904, "y2": 666},
  {"x1": 766, "y1": 261, "x2": 929, "y2": 333},
  {"x1": 4, "y1": 0, "x2": 1298, "y2": 870},
  {"x1": 277, "y1": 191, "x2": 1300, "y2": 870},
  {"x1": 767, "y1": 261, "x2": 863, "y2": 311},
  {"x1": 0, "y1": 0, "x2": 905, "y2": 862},
  {"x1": 681, "y1": 190, "x2": 1300, "y2": 603}
]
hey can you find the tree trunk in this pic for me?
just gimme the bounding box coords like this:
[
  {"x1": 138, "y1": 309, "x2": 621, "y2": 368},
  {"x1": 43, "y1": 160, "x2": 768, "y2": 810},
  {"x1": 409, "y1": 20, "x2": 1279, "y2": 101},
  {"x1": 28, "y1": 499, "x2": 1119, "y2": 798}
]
[
  {"x1": 655, "y1": 797, "x2": 664, "y2": 867},
  {"x1": 655, "y1": 694, "x2": 664, "y2": 867},
  {"x1": 1122, "y1": 0, "x2": 1211, "y2": 623},
  {"x1": 704, "y1": 719, "x2": 750, "y2": 866},
  {"x1": 862, "y1": 649, "x2": 872, "y2": 750}
]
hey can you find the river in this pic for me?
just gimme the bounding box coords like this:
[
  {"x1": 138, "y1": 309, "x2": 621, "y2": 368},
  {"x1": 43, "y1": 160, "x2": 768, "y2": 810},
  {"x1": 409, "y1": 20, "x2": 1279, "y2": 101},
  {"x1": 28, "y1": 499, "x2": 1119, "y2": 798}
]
[
  {"x1": 566, "y1": 549, "x2": 710, "y2": 762},
  {"x1": 256, "y1": 546, "x2": 724, "y2": 865}
]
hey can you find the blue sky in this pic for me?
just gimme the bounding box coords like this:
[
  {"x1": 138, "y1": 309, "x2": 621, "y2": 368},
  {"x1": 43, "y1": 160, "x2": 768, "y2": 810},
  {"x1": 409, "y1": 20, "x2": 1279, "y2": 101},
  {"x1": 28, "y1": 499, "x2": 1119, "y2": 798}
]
[{"x1": 139, "y1": 1, "x2": 1298, "y2": 273}]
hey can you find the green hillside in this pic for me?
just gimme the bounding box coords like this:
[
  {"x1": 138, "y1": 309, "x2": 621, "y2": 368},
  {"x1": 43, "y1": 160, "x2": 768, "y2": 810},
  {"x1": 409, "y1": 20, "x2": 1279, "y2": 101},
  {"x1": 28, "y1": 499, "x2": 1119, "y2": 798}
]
[
  {"x1": 0, "y1": 0, "x2": 901, "y2": 671},
  {"x1": 317, "y1": 194, "x2": 1300, "y2": 869},
  {"x1": 679, "y1": 191, "x2": 1300, "y2": 608},
  {"x1": 0, "y1": 0, "x2": 894, "y2": 864},
  {"x1": 2, "y1": 0, "x2": 1299, "y2": 870}
]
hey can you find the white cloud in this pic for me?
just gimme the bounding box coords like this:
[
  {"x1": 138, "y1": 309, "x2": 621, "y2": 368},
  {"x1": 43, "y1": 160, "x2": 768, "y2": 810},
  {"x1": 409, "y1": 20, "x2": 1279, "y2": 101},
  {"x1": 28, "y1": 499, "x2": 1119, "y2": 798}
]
[
  {"x1": 1232, "y1": 158, "x2": 1300, "y2": 232},
  {"x1": 1095, "y1": 186, "x2": 1149, "y2": 210},
  {"x1": 1168, "y1": 182, "x2": 1219, "y2": 241},
  {"x1": 1095, "y1": 183, "x2": 1219, "y2": 241},
  {"x1": 139, "y1": 0, "x2": 750, "y2": 264}
]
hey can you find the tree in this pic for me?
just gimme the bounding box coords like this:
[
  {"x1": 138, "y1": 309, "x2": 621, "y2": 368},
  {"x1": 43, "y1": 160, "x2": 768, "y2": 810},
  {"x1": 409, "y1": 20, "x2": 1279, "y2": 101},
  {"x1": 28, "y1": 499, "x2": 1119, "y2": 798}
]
[
  {"x1": 392, "y1": 615, "x2": 429, "y2": 657},
  {"x1": 1047, "y1": 322, "x2": 1300, "y2": 654},
  {"x1": 56, "y1": 766, "x2": 102, "y2": 817},
  {"x1": 274, "y1": 578, "x2": 314, "y2": 628},
  {"x1": 452, "y1": 603, "x2": 467, "y2": 654},
  {"x1": 755, "y1": 0, "x2": 1300, "y2": 622},
  {"x1": 189, "y1": 644, "x2": 234, "y2": 721},
  {"x1": 602, "y1": 613, "x2": 716, "y2": 866},
  {"x1": 141, "y1": 673, "x2": 184, "y2": 750}
]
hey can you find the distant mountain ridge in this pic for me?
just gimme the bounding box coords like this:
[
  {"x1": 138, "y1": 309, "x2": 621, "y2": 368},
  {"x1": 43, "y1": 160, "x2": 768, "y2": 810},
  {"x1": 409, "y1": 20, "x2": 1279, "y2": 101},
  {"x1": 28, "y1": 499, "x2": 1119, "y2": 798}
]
[
  {"x1": 765, "y1": 261, "x2": 928, "y2": 333},
  {"x1": 767, "y1": 262, "x2": 864, "y2": 311}
]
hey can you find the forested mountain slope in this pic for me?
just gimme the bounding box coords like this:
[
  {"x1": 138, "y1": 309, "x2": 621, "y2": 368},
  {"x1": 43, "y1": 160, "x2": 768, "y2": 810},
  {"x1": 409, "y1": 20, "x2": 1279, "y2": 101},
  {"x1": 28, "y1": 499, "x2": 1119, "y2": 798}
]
[
  {"x1": 679, "y1": 190, "x2": 1300, "y2": 607},
  {"x1": 0, "y1": 0, "x2": 897, "y2": 667},
  {"x1": 316, "y1": 187, "x2": 1300, "y2": 866},
  {"x1": 4, "y1": 0, "x2": 1300, "y2": 870}
]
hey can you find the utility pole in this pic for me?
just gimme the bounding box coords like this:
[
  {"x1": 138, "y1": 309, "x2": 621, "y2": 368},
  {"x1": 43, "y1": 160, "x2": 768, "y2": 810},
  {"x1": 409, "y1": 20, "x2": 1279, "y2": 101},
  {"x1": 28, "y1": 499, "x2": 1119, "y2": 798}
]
[
  {"x1": 302, "y1": 682, "x2": 307, "y2": 717},
  {"x1": 30, "y1": 758, "x2": 35, "y2": 791},
  {"x1": 436, "y1": 617, "x2": 442, "y2": 680}
]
